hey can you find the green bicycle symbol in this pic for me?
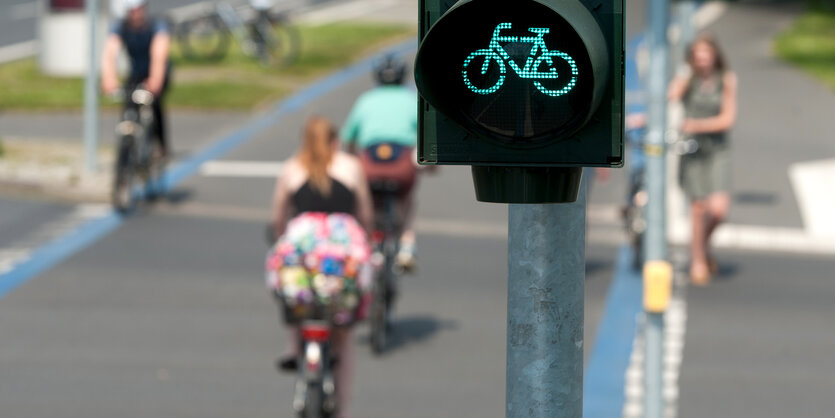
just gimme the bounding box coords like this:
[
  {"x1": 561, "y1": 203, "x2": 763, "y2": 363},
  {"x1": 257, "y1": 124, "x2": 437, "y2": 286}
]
[{"x1": 462, "y1": 23, "x2": 579, "y2": 97}]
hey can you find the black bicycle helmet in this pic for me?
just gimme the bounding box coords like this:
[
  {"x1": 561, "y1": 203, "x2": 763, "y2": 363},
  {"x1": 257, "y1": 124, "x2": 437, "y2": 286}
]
[{"x1": 374, "y1": 55, "x2": 407, "y2": 86}]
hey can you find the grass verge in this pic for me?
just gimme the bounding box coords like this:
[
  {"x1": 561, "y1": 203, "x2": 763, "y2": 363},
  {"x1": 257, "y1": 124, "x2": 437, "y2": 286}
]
[
  {"x1": 774, "y1": 7, "x2": 835, "y2": 90},
  {"x1": 0, "y1": 22, "x2": 414, "y2": 111}
]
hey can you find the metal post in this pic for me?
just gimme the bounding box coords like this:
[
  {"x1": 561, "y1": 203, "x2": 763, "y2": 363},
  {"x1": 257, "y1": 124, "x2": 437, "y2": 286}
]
[
  {"x1": 506, "y1": 174, "x2": 587, "y2": 418},
  {"x1": 83, "y1": 0, "x2": 100, "y2": 173},
  {"x1": 644, "y1": 0, "x2": 671, "y2": 417}
]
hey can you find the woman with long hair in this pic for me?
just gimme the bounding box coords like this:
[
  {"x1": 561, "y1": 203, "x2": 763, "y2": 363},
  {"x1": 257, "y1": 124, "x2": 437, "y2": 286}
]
[
  {"x1": 668, "y1": 34, "x2": 738, "y2": 285},
  {"x1": 269, "y1": 116, "x2": 373, "y2": 418}
]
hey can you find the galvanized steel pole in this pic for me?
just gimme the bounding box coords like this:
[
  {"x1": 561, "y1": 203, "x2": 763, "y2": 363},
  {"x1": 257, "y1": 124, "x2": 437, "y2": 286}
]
[
  {"x1": 83, "y1": 0, "x2": 100, "y2": 173},
  {"x1": 506, "y1": 175, "x2": 587, "y2": 418},
  {"x1": 644, "y1": 0, "x2": 671, "y2": 417}
]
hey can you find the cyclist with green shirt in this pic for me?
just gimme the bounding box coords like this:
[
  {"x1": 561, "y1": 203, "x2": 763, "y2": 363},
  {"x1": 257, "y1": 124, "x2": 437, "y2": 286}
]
[{"x1": 341, "y1": 56, "x2": 419, "y2": 271}]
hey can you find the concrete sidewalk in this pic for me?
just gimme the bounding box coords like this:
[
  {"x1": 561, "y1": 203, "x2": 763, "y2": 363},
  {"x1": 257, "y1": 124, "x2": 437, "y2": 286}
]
[
  {"x1": 676, "y1": 2, "x2": 835, "y2": 417},
  {"x1": 0, "y1": 110, "x2": 251, "y2": 202}
]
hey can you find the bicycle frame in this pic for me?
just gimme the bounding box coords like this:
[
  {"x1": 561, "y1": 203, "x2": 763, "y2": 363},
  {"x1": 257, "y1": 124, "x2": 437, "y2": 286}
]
[
  {"x1": 488, "y1": 23, "x2": 558, "y2": 80},
  {"x1": 462, "y1": 23, "x2": 579, "y2": 97}
]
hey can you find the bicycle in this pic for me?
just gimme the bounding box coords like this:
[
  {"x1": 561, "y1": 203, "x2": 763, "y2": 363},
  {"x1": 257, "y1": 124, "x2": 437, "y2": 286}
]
[
  {"x1": 366, "y1": 179, "x2": 404, "y2": 355},
  {"x1": 111, "y1": 85, "x2": 166, "y2": 213},
  {"x1": 282, "y1": 293, "x2": 339, "y2": 418},
  {"x1": 175, "y1": 2, "x2": 300, "y2": 67},
  {"x1": 462, "y1": 22, "x2": 579, "y2": 97}
]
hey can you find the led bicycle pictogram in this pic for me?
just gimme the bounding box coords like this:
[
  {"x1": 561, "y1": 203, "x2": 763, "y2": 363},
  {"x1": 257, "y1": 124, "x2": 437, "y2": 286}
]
[{"x1": 462, "y1": 23, "x2": 579, "y2": 97}]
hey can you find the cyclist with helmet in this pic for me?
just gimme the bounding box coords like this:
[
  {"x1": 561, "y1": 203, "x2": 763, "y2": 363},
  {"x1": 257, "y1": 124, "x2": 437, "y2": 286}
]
[
  {"x1": 101, "y1": 0, "x2": 172, "y2": 157},
  {"x1": 340, "y1": 55, "x2": 420, "y2": 270}
]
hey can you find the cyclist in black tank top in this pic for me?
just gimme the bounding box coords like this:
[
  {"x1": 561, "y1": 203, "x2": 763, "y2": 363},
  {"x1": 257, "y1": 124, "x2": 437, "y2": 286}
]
[{"x1": 292, "y1": 178, "x2": 356, "y2": 216}]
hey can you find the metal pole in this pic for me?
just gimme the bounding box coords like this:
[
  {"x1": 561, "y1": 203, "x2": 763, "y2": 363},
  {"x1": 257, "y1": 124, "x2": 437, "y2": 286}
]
[
  {"x1": 83, "y1": 0, "x2": 100, "y2": 173},
  {"x1": 644, "y1": 0, "x2": 671, "y2": 417},
  {"x1": 506, "y1": 174, "x2": 587, "y2": 418}
]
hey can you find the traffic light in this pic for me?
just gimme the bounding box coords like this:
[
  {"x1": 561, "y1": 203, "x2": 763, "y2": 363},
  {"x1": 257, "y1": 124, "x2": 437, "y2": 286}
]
[{"x1": 415, "y1": 0, "x2": 624, "y2": 203}]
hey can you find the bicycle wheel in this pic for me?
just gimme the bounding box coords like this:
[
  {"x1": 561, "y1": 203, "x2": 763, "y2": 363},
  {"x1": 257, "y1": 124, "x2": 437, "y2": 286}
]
[
  {"x1": 532, "y1": 50, "x2": 579, "y2": 97},
  {"x1": 299, "y1": 383, "x2": 326, "y2": 418},
  {"x1": 144, "y1": 139, "x2": 167, "y2": 201},
  {"x1": 257, "y1": 18, "x2": 301, "y2": 68},
  {"x1": 112, "y1": 136, "x2": 137, "y2": 213},
  {"x1": 369, "y1": 268, "x2": 389, "y2": 355},
  {"x1": 462, "y1": 49, "x2": 505, "y2": 95},
  {"x1": 177, "y1": 15, "x2": 230, "y2": 62}
]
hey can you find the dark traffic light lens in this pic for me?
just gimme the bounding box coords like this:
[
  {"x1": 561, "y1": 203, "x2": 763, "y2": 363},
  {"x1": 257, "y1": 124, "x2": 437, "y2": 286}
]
[{"x1": 417, "y1": 0, "x2": 596, "y2": 144}]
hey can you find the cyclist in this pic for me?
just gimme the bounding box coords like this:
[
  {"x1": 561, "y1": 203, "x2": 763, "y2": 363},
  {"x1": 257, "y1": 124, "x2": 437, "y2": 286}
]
[
  {"x1": 270, "y1": 116, "x2": 374, "y2": 418},
  {"x1": 101, "y1": 0, "x2": 172, "y2": 158},
  {"x1": 340, "y1": 55, "x2": 420, "y2": 271}
]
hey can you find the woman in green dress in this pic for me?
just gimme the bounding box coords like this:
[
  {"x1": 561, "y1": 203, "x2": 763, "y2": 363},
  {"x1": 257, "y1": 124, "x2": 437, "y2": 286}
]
[{"x1": 668, "y1": 34, "x2": 738, "y2": 285}]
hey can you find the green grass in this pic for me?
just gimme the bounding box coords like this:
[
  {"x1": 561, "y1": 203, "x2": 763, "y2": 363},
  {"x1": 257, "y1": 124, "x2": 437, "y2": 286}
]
[
  {"x1": 0, "y1": 22, "x2": 414, "y2": 111},
  {"x1": 775, "y1": 8, "x2": 835, "y2": 90}
]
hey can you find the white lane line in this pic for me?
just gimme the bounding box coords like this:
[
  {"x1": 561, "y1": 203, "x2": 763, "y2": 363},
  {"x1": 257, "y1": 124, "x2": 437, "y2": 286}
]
[
  {"x1": 623, "y1": 278, "x2": 688, "y2": 418},
  {"x1": 199, "y1": 158, "x2": 835, "y2": 255},
  {"x1": 694, "y1": 2, "x2": 728, "y2": 29},
  {"x1": 300, "y1": 0, "x2": 399, "y2": 26},
  {"x1": 0, "y1": 40, "x2": 38, "y2": 64},
  {"x1": 200, "y1": 160, "x2": 283, "y2": 178},
  {"x1": 8, "y1": 1, "x2": 38, "y2": 20},
  {"x1": 789, "y1": 159, "x2": 835, "y2": 237},
  {"x1": 0, "y1": 204, "x2": 110, "y2": 275}
]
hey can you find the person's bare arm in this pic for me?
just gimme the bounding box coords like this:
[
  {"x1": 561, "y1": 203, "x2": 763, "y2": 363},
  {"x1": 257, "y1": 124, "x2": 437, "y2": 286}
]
[
  {"x1": 682, "y1": 72, "x2": 738, "y2": 135},
  {"x1": 146, "y1": 32, "x2": 171, "y2": 96},
  {"x1": 271, "y1": 163, "x2": 293, "y2": 238},
  {"x1": 667, "y1": 74, "x2": 690, "y2": 102},
  {"x1": 101, "y1": 34, "x2": 122, "y2": 95}
]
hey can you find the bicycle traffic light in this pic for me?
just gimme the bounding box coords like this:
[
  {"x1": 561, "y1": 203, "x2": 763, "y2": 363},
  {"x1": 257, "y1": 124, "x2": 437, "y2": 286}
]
[{"x1": 415, "y1": 0, "x2": 624, "y2": 203}]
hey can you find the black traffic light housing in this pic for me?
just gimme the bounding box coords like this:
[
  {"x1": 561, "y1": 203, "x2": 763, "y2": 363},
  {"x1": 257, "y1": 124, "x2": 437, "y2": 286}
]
[{"x1": 416, "y1": 0, "x2": 624, "y2": 203}]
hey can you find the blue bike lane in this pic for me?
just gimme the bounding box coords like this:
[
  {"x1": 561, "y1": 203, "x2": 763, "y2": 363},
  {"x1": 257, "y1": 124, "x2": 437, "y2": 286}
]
[{"x1": 583, "y1": 33, "x2": 648, "y2": 417}]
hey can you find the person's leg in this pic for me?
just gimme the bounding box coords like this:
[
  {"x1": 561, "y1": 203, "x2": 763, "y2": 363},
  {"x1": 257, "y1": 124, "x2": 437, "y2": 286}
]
[
  {"x1": 396, "y1": 188, "x2": 417, "y2": 270},
  {"x1": 152, "y1": 97, "x2": 168, "y2": 157},
  {"x1": 704, "y1": 191, "x2": 730, "y2": 272},
  {"x1": 690, "y1": 199, "x2": 711, "y2": 285},
  {"x1": 332, "y1": 328, "x2": 353, "y2": 418}
]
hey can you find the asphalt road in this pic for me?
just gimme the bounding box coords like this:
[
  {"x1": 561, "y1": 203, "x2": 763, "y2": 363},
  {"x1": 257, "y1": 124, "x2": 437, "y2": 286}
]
[
  {"x1": 6, "y1": 1, "x2": 835, "y2": 417},
  {"x1": 0, "y1": 29, "x2": 623, "y2": 418}
]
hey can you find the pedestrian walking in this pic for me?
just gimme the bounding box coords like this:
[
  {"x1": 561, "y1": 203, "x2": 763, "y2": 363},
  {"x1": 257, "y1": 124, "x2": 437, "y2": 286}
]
[{"x1": 668, "y1": 34, "x2": 738, "y2": 286}]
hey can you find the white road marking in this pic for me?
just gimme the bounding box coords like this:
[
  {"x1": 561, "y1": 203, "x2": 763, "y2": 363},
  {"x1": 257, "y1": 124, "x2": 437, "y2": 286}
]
[
  {"x1": 8, "y1": 1, "x2": 38, "y2": 20},
  {"x1": 300, "y1": 0, "x2": 399, "y2": 26},
  {"x1": 789, "y1": 159, "x2": 835, "y2": 237},
  {"x1": 199, "y1": 157, "x2": 835, "y2": 255},
  {"x1": 623, "y1": 280, "x2": 688, "y2": 418},
  {"x1": 694, "y1": 2, "x2": 728, "y2": 29},
  {"x1": 0, "y1": 40, "x2": 38, "y2": 64},
  {"x1": 200, "y1": 160, "x2": 284, "y2": 178}
]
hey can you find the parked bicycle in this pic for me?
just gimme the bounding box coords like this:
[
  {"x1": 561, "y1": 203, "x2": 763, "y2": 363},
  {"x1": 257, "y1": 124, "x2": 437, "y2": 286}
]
[
  {"x1": 175, "y1": 2, "x2": 300, "y2": 67},
  {"x1": 111, "y1": 85, "x2": 166, "y2": 213},
  {"x1": 462, "y1": 22, "x2": 578, "y2": 97}
]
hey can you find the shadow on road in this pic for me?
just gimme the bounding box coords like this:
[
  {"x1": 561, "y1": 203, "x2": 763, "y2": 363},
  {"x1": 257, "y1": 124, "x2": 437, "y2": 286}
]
[
  {"x1": 164, "y1": 187, "x2": 194, "y2": 204},
  {"x1": 586, "y1": 258, "x2": 614, "y2": 277},
  {"x1": 362, "y1": 315, "x2": 459, "y2": 353}
]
